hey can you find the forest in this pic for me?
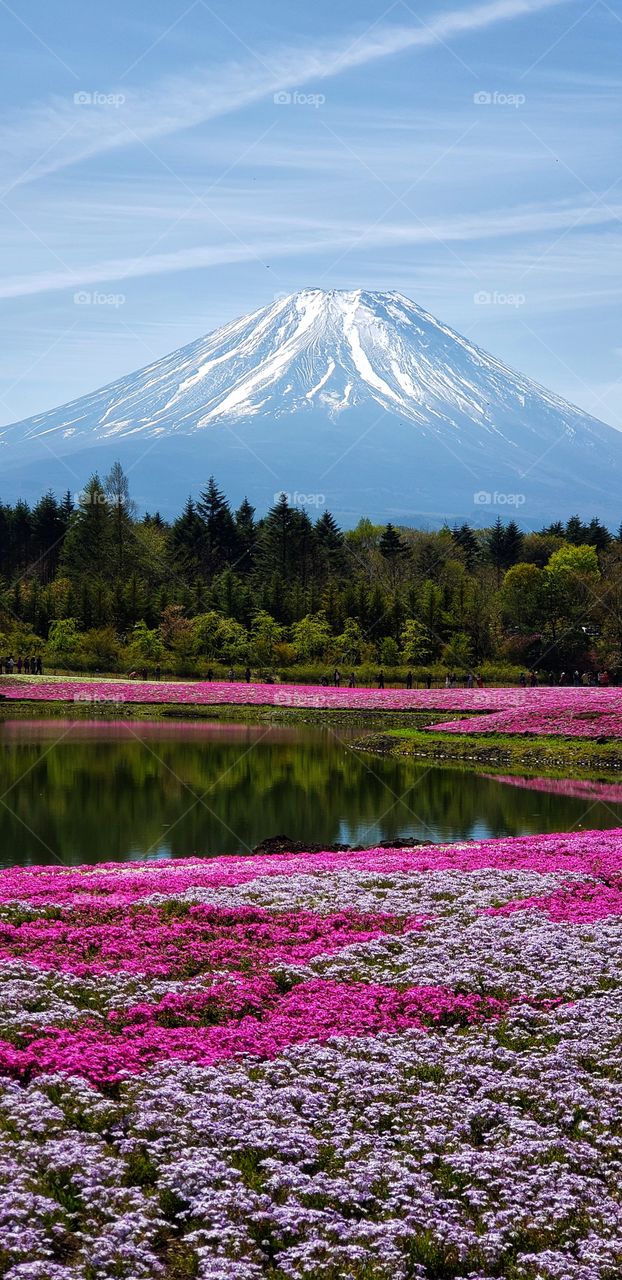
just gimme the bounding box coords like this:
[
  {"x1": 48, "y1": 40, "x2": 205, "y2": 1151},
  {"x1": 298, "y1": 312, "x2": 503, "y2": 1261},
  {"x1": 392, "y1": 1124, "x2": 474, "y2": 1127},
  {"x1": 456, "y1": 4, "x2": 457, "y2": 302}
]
[{"x1": 0, "y1": 463, "x2": 620, "y2": 679}]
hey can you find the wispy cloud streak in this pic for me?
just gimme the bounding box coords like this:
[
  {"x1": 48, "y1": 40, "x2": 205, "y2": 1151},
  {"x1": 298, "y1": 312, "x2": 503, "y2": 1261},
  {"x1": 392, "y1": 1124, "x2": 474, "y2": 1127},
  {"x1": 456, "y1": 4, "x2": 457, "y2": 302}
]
[
  {"x1": 0, "y1": 0, "x2": 572, "y2": 192},
  {"x1": 0, "y1": 194, "x2": 617, "y2": 300}
]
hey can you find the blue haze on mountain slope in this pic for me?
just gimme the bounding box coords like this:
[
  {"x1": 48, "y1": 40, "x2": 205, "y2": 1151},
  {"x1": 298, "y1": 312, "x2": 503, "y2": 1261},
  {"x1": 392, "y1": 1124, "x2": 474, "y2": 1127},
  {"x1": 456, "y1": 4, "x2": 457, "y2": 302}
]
[{"x1": 1, "y1": 289, "x2": 620, "y2": 526}]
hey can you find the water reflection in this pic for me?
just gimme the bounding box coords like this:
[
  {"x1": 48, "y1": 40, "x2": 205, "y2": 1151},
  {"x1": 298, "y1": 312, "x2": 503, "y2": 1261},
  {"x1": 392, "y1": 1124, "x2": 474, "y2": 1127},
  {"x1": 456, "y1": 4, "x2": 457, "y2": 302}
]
[{"x1": 1, "y1": 719, "x2": 620, "y2": 866}]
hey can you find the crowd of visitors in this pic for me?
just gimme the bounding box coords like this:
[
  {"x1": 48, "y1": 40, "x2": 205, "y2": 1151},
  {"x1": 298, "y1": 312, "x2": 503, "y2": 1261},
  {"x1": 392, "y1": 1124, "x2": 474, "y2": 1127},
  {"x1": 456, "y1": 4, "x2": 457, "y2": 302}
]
[
  {"x1": 0, "y1": 655, "x2": 43, "y2": 674},
  {"x1": 0, "y1": 659, "x2": 615, "y2": 688},
  {"x1": 518, "y1": 669, "x2": 610, "y2": 688},
  {"x1": 206, "y1": 668, "x2": 615, "y2": 689}
]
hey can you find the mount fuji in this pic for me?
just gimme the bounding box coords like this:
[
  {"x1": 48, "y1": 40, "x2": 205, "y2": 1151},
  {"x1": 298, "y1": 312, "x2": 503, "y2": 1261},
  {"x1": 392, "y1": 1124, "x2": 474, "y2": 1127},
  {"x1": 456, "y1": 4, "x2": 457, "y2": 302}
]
[{"x1": 2, "y1": 288, "x2": 621, "y2": 525}]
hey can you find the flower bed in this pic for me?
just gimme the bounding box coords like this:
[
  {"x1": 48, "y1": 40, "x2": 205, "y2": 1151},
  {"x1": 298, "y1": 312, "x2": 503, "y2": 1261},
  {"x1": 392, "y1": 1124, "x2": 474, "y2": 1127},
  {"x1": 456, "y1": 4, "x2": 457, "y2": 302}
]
[
  {"x1": 3, "y1": 830, "x2": 622, "y2": 1276},
  {"x1": 2, "y1": 673, "x2": 512, "y2": 711},
  {"x1": 428, "y1": 705, "x2": 622, "y2": 738},
  {"x1": 3, "y1": 675, "x2": 622, "y2": 737}
]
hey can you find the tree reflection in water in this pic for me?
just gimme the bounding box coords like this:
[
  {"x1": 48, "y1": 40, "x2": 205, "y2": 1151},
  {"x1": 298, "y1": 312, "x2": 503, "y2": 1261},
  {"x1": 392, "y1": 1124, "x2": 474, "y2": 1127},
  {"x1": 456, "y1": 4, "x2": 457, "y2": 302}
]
[{"x1": 2, "y1": 719, "x2": 621, "y2": 867}]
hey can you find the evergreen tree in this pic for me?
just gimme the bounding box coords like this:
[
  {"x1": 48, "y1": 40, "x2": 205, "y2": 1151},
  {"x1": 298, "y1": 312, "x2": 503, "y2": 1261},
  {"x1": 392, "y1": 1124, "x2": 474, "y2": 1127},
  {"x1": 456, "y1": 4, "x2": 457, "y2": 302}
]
[
  {"x1": 1, "y1": 468, "x2": 619, "y2": 676},
  {"x1": 452, "y1": 522, "x2": 480, "y2": 571},
  {"x1": 540, "y1": 520, "x2": 565, "y2": 538},
  {"x1": 258, "y1": 494, "x2": 297, "y2": 580},
  {"x1": 32, "y1": 492, "x2": 65, "y2": 582},
  {"x1": 487, "y1": 517, "x2": 523, "y2": 580},
  {"x1": 502, "y1": 519, "x2": 524, "y2": 569},
  {"x1": 10, "y1": 500, "x2": 33, "y2": 574},
  {"x1": 564, "y1": 514, "x2": 585, "y2": 545},
  {"x1": 144, "y1": 511, "x2": 165, "y2": 529},
  {"x1": 172, "y1": 498, "x2": 203, "y2": 575},
  {"x1": 234, "y1": 498, "x2": 256, "y2": 572},
  {"x1": 379, "y1": 522, "x2": 406, "y2": 560},
  {"x1": 60, "y1": 490, "x2": 74, "y2": 525},
  {"x1": 104, "y1": 461, "x2": 137, "y2": 577},
  {"x1": 315, "y1": 510, "x2": 345, "y2": 575},
  {"x1": 196, "y1": 476, "x2": 236, "y2": 576},
  {"x1": 585, "y1": 517, "x2": 611, "y2": 551},
  {"x1": 290, "y1": 507, "x2": 315, "y2": 589},
  {"x1": 61, "y1": 476, "x2": 113, "y2": 580},
  {"x1": 0, "y1": 503, "x2": 10, "y2": 575}
]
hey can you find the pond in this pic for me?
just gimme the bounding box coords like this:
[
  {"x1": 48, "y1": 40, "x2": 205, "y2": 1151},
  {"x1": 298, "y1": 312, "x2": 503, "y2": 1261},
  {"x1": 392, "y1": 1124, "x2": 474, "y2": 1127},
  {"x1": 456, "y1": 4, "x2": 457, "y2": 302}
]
[{"x1": 1, "y1": 718, "x2": 620, "y2": 867}]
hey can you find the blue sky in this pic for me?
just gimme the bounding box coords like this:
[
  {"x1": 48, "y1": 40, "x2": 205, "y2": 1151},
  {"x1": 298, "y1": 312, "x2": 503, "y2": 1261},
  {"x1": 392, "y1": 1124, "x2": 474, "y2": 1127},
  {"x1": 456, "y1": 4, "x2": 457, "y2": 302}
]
[{"x1": 0, "y1": 0, "x2": 621, "y2": 429}]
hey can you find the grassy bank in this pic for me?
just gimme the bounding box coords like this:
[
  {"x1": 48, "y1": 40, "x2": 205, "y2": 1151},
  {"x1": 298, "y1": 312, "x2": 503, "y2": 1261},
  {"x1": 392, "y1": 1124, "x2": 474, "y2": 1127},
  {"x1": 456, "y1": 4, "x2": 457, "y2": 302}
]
[
  {"x1": 4, "y1": 691, "x2": 622, "y2": 780},
  {"x1": 0, "y1": 698, "x2": 456, "y2": 731},
  {"x1": 354, "y1": 726, "x2": 622, "y2": 776}
]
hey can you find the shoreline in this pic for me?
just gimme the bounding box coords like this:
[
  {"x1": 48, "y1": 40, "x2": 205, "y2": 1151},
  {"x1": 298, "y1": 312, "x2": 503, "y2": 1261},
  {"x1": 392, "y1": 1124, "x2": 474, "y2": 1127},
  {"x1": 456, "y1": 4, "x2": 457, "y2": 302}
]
[
  {"x1": 354, "y1": 726, "x2": 622, "y2": 778},
  {"x1": 0, "y1": 698, "x2": 453, "y2": 730},
  {"x1": 3, "y1": 694, "x2": 622, "y2": 781}
]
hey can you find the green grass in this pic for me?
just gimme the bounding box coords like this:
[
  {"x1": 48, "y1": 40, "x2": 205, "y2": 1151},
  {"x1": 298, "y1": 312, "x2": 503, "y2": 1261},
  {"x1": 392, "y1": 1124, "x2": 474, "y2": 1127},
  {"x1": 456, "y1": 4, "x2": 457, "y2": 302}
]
[
  {"x1": 0, "y1": 697, "x2": 451, "y2": 729},
  {"x1": 355, "y1": 726, "x2": 622, "y2": 777}
]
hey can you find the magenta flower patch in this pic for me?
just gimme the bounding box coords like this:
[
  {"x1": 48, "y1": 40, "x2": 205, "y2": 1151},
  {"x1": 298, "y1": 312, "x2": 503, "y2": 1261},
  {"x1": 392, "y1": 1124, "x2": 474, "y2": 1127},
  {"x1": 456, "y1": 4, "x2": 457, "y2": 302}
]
[{"x1": 2, "y1": 830, "x2": 622, "y2": 1277}]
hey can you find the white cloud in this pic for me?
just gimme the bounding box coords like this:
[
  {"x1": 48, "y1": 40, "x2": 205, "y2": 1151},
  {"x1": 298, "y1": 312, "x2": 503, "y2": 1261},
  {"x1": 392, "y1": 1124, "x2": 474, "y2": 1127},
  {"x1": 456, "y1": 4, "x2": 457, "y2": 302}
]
[
  {"x1": 0, "y1": 192, "x2": 620, "y2": 301},
  {"x1": 0, "y1": 0, "x2": 572, "y2": 192}
]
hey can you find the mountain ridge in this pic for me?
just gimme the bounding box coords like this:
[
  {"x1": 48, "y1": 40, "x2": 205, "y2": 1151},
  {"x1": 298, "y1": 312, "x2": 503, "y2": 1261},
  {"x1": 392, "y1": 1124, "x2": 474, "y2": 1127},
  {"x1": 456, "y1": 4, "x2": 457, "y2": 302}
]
[{"x1": 1, "y1": 288, "x2": 620, "y2": 525}]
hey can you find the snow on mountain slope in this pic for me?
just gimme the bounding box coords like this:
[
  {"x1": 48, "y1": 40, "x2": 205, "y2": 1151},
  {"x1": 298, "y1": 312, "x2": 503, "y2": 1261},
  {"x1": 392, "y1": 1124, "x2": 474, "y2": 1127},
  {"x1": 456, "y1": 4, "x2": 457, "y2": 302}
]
[
  {"x1": 1, "y1": 288, "x2": 621, "y2": 524},
  {"x1": 0, "y1": 289, "x2": 597, "y2": 445}
]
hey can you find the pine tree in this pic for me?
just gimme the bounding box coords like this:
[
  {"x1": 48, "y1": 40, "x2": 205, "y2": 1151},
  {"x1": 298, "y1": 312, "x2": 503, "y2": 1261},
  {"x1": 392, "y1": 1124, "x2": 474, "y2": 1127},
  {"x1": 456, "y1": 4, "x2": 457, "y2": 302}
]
[
  {"x1": 0, "y1": 503, "x2": 10, "y2": 574},
  {"x1": 487, "y1": 517, "x2": 506, "y2": 584},
  {"x1": 452, "y1": 522, "x2": 480, "y2": 571},
  {"x1": 145, "y1": 511, "x2": 165, "y2": 529},
  {"x1": 379, "y1": 523, "x2": 406, "y2": 560},
  {"x1": 258, "y1": 494, "x2": 296, "y2": 580},
  {"x1": 565, "y1": 514, "x2": 586, "y2": 545},
  {"x1": 290, "y1": 507, "x2": 315, "y2": 589},
  {"x1": 104, "y1": 461, "x2": 137, "y2": 577},
  {"x1": 31, "y1": 492, "x2": 64, "y2": 583},
  {"x1": 315, "y1": 510, "x2": 345, "y2": 575},
  {"x1": 487, "y1": 517, "x2": 524, "y2": 580},
  {"x1": 172, "y1": 498, "x2": 203, "y2": 576},
  {"x1": 60, "y1": 490, "x2": 74, "y2": 525},
  {"x1": 540, "y1": 520, "x2": 564, "y2": 538},
  {"x1": 585, "y1": 517, "x2": 611, "y2": 551},
  {"x1": 61, "y1": 476, "x2": 113, "y2": 580},
  {"x1": 196, "y1": 476, "x2": 236, "y2": 576},
  {"x1": 234, "y1": 498, "x2": 257, "y2": 572},
  {"x1": 502, "y1": 520, "x2": 524, "y2": 569},
  {"x1": 10, "y1": 500, "x2": 33, "y2": 574}
]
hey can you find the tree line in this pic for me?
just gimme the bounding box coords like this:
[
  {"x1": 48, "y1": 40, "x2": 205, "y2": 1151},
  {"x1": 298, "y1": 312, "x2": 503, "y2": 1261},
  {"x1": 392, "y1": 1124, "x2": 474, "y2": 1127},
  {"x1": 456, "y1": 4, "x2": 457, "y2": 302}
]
[{"x1": 0, "y1": 463, "x2": 620, "y2": 677}]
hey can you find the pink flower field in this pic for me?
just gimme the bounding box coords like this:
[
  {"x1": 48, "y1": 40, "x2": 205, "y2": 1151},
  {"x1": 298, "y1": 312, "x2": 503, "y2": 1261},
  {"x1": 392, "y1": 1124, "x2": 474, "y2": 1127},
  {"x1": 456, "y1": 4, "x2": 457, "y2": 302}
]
[
  {"x1": 4, "y1": 674, "x2": 622, "y2": 739},
  {"x1": 3, "y1": 830, "x2": 622, "y2": 1277},
  {"x1": 5, "y1": 672, "x2": 513, "y2": 711},
  {"x1": 428, "y1": 703, "x2": 622, "y2": 738}
]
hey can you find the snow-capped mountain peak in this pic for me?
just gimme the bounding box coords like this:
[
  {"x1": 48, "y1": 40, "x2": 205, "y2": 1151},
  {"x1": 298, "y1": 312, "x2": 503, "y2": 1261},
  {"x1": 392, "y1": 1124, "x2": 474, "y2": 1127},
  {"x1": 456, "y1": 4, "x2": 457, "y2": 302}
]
[
  {"x1": 1, "y1": 288, "x2": 621, "y2": 525},
  {"x1": 0, "y1": 288, "x2": 576, "y2": 448}
]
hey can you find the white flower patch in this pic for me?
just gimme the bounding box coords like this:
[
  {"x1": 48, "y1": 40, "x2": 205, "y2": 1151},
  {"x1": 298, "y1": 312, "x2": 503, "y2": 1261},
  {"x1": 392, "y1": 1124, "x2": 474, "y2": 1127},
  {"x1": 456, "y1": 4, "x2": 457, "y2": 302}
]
[
  {"x1": 304, "y1": 909, "x2": 622, "y2": 998},
  {"x1": 170, "y1": 867, "x2": 576, "y2": 918}
]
